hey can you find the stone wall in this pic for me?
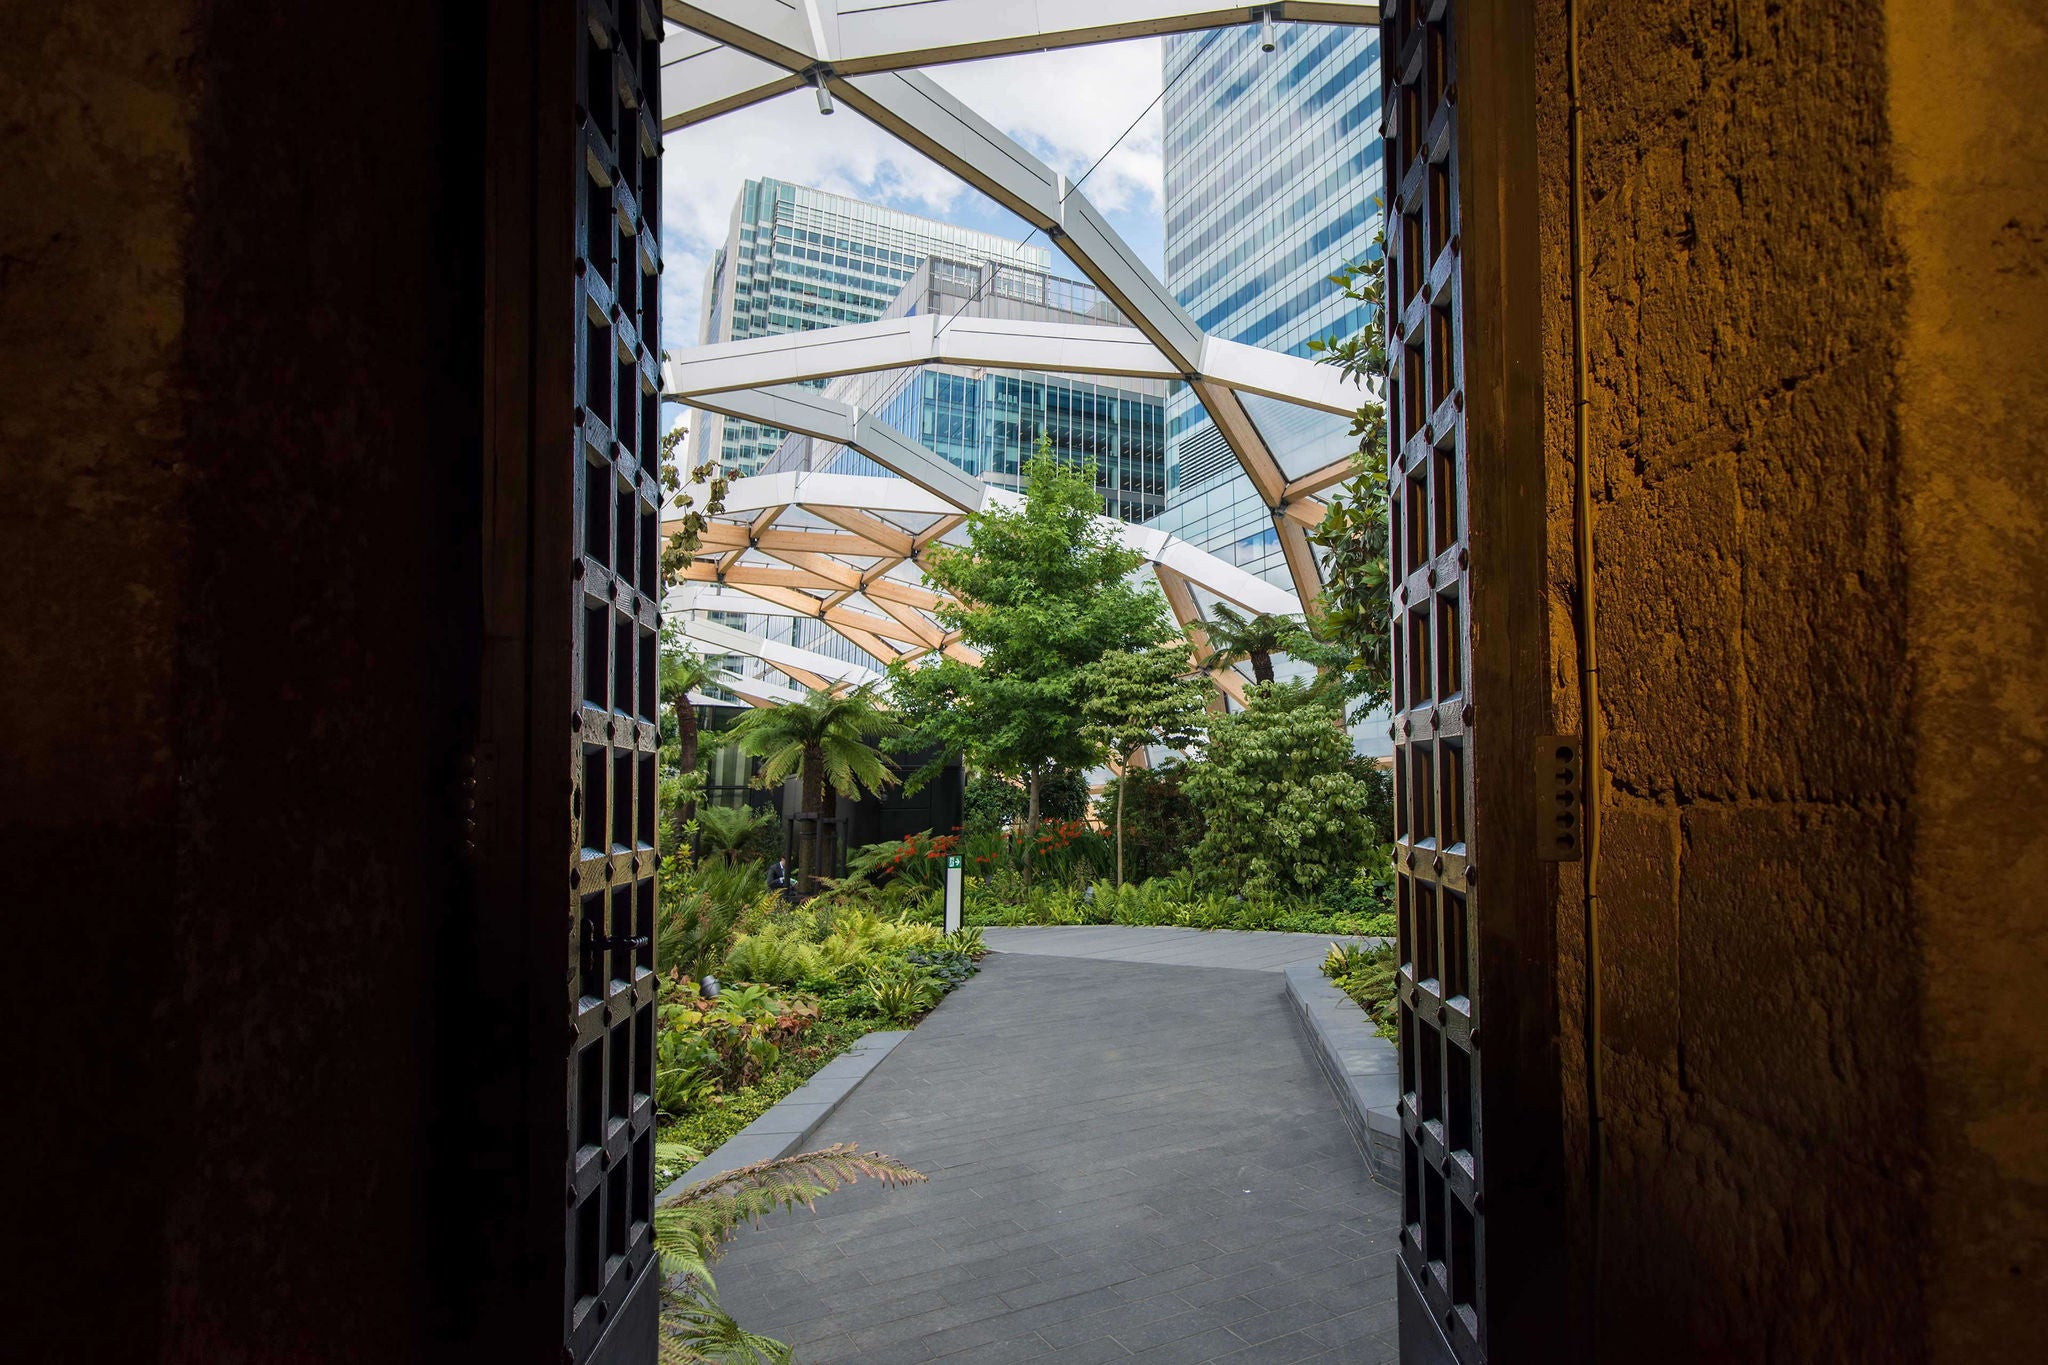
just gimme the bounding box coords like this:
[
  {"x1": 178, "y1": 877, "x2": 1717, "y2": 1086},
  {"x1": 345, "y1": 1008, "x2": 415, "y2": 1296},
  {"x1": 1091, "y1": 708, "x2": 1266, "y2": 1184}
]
[{"x1": 1526, "y1": 1, "x2": 2047, "y2": 1358}]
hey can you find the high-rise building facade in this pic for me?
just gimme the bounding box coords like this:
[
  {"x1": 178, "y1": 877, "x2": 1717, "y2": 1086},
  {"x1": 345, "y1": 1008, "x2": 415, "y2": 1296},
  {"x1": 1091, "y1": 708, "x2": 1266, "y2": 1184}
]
[
  {"x1": 693, "y1": 177, "x2": 1051, "y2": 474},
  {"x1": 762, "y1": 254, "x2": 1170, "y2": 525},
  {"x1": 706, "y1": 254, "x2": 1170, "y2": 678},
  {"x1": 1155, "y1": 22, "x2": 1382, "y2": 586}
]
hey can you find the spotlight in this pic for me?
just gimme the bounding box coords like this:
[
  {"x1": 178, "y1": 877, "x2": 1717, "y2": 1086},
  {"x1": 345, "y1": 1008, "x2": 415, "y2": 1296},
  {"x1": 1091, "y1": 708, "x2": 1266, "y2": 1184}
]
[
  {"x1": 813, "y1": 70, "x2": 834, "y2": 115},
  {"x1": 1260, "y1": 9, "x2": 1276, "y2": 52}
]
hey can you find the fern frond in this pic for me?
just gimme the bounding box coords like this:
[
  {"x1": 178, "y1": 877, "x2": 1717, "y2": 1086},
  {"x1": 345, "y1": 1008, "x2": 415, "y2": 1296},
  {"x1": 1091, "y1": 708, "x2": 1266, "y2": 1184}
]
[
  {"x1": 659, "y1": 1284, "x2": 794, "y2": 1365},
  {"x1": 653, "y1": 1144, "x2": 926, "y2": 1281}
]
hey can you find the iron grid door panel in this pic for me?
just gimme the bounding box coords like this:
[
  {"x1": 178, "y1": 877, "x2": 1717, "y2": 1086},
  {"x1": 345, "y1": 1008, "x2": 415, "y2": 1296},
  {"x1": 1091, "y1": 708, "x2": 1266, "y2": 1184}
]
[
  {"x1": 569, "y1": 1, "x2": 663, "y2": 1361},
  {"x1": 1386, "y1": 2, "x2": 1479, "y2": 1363}
]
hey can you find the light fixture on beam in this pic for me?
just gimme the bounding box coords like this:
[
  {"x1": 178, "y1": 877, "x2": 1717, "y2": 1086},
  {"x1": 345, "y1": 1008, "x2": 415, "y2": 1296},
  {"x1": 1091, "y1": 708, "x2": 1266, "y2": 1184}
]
[
  {"x1": 1259, "y1": 8, "x2": 1277, "y2": 52},
  {"x1": 812, "y1": 70, "x2": 834, "y2": 116}
]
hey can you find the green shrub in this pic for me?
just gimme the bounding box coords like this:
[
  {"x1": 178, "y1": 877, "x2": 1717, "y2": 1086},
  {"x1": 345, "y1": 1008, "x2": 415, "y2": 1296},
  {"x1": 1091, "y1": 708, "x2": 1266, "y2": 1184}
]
[
  {"x1": 1092, "y1": 766, "x2": 1205, "y2": 884},
  {"x1": 1182, "y1": 682, "x2": 1379, "y2": 900}
]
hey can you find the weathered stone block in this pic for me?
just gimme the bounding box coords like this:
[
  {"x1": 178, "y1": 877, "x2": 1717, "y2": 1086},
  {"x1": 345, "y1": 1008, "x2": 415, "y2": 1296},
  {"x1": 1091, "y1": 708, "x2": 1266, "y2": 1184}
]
[
  {"x1": 1736, "y1": 355, "x2": 1909, "y2": 801},
  {"x1": 1594, "y1": 798, "x2": 1680, "y2": 1073},
  {"x1": 1677, "y1": 803, "x2": 1918, "y2": 1153},
  {"x1": 1596, "y1": 453, "x2": 1745, "y2": 796}
]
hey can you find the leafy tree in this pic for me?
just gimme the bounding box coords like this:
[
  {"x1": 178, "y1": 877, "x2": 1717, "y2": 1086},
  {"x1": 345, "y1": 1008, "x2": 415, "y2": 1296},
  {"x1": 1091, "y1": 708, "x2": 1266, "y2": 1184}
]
[
  {"x1": 890, "y1": 444, "x2": 1171, "y2": 870},
  {"x1": 961, "y1": 772, "x2": 1026, "y2": 834},
  {"x1": 657, "y1": 424, "x2": 729, "y2": 590},
  {"x1": 1305, "y1": 211, "x2": 1394, "y2": 715},
  {"x1": 1181, "y1": 682, "x2": 1378, "y2": 900},
  {"x1": 1199, "y1": 603, "x2": 1317, "y2": 686},
  {"x1": 1081, "y1": 641, "x2": 1209, "y2": 884},
  {"x1": 1091, "y1": 765, "x2": 1205, "y2": 884},
  {"x1": 1036, "y1": 768, "x2": 1092, "y2": 824},
  {"x1": 726, "y1": 686, "x2": 900, "y2": 896}
]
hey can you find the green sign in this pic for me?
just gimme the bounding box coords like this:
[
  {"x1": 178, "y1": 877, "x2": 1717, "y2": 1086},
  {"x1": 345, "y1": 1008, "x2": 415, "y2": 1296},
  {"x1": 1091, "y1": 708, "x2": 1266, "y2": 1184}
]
[{"x1": 947, "y1": 855, "x2": 962, "y2": 869}]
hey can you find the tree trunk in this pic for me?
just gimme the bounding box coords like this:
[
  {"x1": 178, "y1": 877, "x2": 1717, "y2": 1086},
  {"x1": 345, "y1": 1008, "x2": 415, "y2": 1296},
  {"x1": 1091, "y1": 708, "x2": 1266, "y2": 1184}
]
[
  {"x1": 799, "y1": 744, "x2": 824, "y2": 898},
  {"x1": 1251, "y1": 649, "x2": 1274, "y2": 686},
  {"x1": 1022, "y1": 765, "x2": 1042, "y2": 890},
  {"x1": 1116, "y1": 754, "x2": 1129, "y2": 887},
  {"x1": 673, "y1": 693, "x2": 699, "y2": 828}
]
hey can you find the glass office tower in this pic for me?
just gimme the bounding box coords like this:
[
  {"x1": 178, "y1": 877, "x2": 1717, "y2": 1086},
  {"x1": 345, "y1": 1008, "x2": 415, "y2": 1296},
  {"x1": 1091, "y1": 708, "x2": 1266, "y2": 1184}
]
[
  {"x1": 725, "y1": 255, "x2": 1169, "y2": 675},
  {"x1": 761, "y1": 254, "x2": 1169, "y2": 525},
  {"x1": 1154, "y1": 21, "x2": 1382, "y2": 586},
  {"x1": 693, "y1": 177, "x2": 1051, "y2": 474}
]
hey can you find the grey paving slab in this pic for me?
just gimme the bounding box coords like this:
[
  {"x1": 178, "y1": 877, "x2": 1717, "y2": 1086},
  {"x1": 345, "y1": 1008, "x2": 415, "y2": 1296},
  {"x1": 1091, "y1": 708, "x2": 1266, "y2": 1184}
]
[
  {"x1": 712, "y1": 952, "x2": 1400, "y2": 1363},
  {"x1": 979, "y1": 925, "x2": 1385, "y2": 973}
]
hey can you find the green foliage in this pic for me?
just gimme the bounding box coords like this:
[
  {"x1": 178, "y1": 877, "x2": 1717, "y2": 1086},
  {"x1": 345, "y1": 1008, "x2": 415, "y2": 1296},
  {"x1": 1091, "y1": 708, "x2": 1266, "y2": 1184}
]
[
  {"x1": 1306, "y1": 211, "x2": 1394, "y2": 716},
  {"x1": 655, "y1": 1144, "x2": 925, "y2": 1364},
  {"x1": 888, "y1": 444, "x2": 1171, "y2": 836},
  {"x1": 1322, "y1": 940, "x2": 1399, "y2": 1039},
  {"x1": 719, "y1": 927, "x2": 818, "y2": 986},
  {"x1": 1198, "y1": 604, "x2": 1319, "y2": 687},
  {"x1": 727, "y1": 684, "x2": 901, "y2": 893},
  {"x1": 1035, "y1": 767, "x2": 1093, "y2": 823},
  {"x1": 846, "y1": 830, "x2": 954, "y2": 892},
  {"x1": 658, "y1": 848, "x2": 776, "y2": 979},
  {"x1": 656, "y1": 976, "x2": 817, "y2": 1101},
  {"x1": 1181, "y1": 683, "x2": 1381, "y2": 901},
  {"x1": 1092, "y1": 765, "x2": 1205, "y2": 884},
  {"x1": 1081, "y1": 641, "x2": 1209, "y2": 882},
  {"x1": 862, "y1": 961, "x2": 944, "y2": 1024},
  {"x1": 659, "y1": 441, "x2": 730, "y2": 592},
  {"x1": 726, "y1": 685, "x2": 901, "y2": 801},
  {"x1": 959, "y1": 872, "x2": 1391, "y2": 937},
  {"x1": 1321, "y1": 842, "x2": 1396, "y2": 919},
  {"x1": 696, "y1": 803, "x2": 775, "y2": 865},
  {"x1": 962, "y1": 772, "x2": 1026, "y2": 833},
  {"x1": 939, "y1": 926, "x2": 987, "y2": 958}
]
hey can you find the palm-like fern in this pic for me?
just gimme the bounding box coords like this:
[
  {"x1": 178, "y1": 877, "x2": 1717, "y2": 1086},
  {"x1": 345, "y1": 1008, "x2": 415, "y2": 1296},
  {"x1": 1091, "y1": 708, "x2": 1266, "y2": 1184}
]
[
  {"x1": 661, "y1": 639, "x2": 715, "y2": 828},
  {"x1": 1199, "y1": 603, "x2": 1314, "y2": 686},
  {"x1": 655, "y1": 1142, "x2": 927, "y2": 1363},
  {"x1": 726, "y1": 685, "x2": 903, "y2": 894},
  {"x1": 696, "y1": 802, "x2": 775, "y2": 865}
]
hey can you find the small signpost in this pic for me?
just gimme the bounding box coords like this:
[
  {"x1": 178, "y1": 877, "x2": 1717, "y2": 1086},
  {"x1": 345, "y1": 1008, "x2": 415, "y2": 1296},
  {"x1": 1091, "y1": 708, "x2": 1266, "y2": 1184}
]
[{"x1": 944, "y1": 854, "x2": 963, "y2": 934}]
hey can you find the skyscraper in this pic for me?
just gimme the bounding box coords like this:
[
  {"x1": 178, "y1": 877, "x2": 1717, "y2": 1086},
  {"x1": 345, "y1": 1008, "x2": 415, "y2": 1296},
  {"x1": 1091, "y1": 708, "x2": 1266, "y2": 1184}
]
[
  {"x1": 761, "y1": 253, "x2": 1170, "y2": 525},
  {"x1": 702, "y1": 253, "x2": 1171, "y2": 678},
  {"x1": 692, "y1": 177, "x2": 1051, "y2": 474},
  {"x1": 1154, "y1": 22, "x2": 1383, "y2": 587}
]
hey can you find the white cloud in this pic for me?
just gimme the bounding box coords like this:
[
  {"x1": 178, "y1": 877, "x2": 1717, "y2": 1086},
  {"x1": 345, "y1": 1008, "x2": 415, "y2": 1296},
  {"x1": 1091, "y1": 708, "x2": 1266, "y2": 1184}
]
[
  {"x1": 657, "y1": 37, "x2": 1166, "y2": 361},
  {"x1": 929, "y1": 41, "x2": 1166, "y2": 216}
]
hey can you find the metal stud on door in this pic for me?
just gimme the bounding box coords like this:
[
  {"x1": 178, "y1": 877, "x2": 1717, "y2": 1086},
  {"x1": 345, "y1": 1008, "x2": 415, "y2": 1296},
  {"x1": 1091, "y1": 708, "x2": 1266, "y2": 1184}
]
[
  {"x1": 1384, "y1": 1, "x2": 1481, "y2": 1361},
  {"x1": 568, "y1": 2, "x2": 664, "y2": 1360}
]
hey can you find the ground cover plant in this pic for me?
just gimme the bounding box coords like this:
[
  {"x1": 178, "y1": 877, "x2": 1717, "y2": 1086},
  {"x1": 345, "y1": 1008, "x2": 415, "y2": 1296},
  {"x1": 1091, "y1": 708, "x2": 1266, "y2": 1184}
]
[
  {"x1": 651, "y1": 846, "x2": 989, "y2": 1163},
  {"x1": 1322, "y1": 939, "x2": 1399, "y2": 1040}
]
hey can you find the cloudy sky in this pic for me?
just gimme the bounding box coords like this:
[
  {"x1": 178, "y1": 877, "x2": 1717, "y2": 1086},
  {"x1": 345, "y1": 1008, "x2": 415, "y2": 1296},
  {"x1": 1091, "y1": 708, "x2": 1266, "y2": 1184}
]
[{"x1": 656, "y1": 38, "x2": 1167, "y2": 358}]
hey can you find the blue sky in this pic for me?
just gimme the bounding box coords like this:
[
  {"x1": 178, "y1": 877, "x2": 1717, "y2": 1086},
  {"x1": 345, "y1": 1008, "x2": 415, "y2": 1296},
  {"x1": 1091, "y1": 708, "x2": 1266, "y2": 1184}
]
[{"x1": 658, "y1": 38, "x2": 1167, "y2": 359}]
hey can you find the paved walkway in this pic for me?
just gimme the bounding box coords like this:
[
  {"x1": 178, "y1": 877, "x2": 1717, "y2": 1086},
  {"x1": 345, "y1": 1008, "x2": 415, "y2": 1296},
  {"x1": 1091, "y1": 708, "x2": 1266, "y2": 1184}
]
[
  {"x1": 712, "y1": 948, "x2": 1401, "y2": 1364},
  {"x1": 980, "y1": 925, "x2": 1374, "y2": 974}
]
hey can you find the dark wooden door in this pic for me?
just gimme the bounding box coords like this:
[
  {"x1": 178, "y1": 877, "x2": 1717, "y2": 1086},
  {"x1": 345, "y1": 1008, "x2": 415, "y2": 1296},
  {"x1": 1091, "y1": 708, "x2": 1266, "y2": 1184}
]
[
  {"x1": 1384, "y1": 2, "x2": 1481, "y2": 1361},
  {"x1": 567, "y1": 1, "x2": 665, "y2": 1359}
]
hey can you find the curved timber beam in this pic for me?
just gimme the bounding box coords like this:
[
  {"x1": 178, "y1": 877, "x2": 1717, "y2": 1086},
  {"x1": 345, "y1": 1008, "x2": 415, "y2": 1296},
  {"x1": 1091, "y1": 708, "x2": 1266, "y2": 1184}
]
[{"x1": 658, "y1": 25, "x2": 1375, "y2": 599}]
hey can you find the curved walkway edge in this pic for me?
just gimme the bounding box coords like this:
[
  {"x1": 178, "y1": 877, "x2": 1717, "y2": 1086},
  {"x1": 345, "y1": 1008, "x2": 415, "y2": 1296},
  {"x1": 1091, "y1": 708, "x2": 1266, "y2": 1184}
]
[{"x1": 711, "y1": 949, "x2": 1402, "y2": 1364}]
